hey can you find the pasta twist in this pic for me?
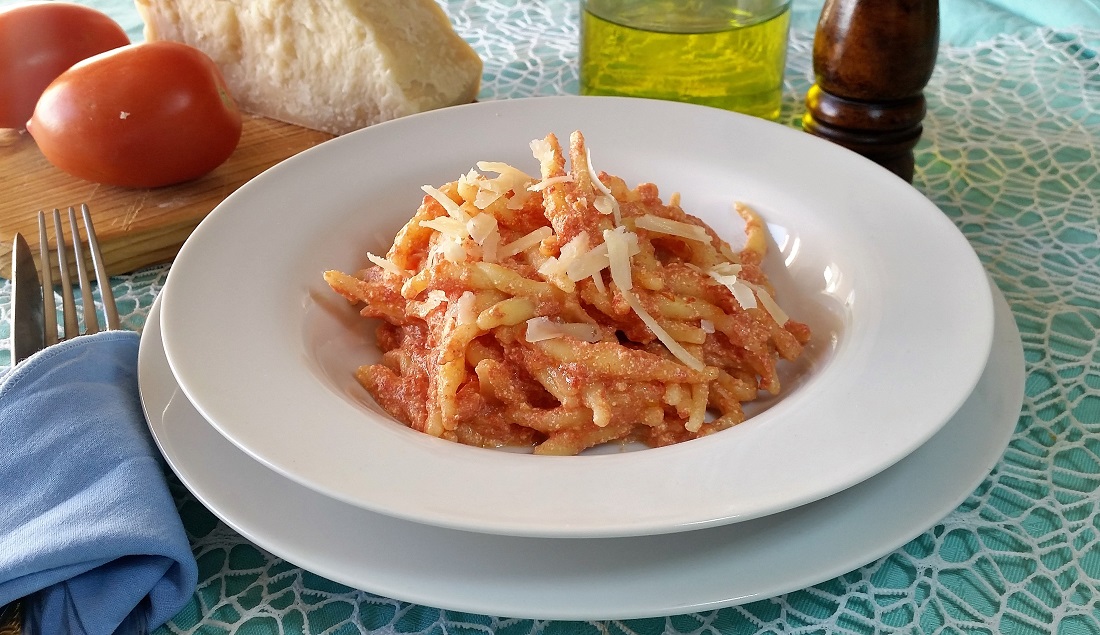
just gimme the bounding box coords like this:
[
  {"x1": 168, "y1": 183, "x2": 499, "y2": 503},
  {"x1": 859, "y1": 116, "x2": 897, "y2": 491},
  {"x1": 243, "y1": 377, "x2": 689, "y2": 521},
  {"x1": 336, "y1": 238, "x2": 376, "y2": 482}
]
[{"x1": 325, "y1": 131, "x2": 810, "y2": 455}]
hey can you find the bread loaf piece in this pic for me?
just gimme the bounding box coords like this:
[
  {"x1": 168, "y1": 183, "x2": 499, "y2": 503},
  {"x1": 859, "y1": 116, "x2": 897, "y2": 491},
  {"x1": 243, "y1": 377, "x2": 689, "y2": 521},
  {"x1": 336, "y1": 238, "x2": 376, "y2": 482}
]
[{"x1": 135, "y1": 0, "x2": 482, "y2": 135}]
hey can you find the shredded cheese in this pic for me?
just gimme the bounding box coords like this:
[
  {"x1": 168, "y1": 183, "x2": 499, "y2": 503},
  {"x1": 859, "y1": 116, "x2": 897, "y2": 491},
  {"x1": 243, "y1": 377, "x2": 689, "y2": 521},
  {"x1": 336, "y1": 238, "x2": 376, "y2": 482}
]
[
  {"x1": 466, "y1": 213, "x2": 501, "y2": 263},
  {"x1": 420, "y1": 216, "x2": 467, "y2": 238},
  {"x1": 529, "y1": 138, "x2": 554, "y2": 165},
  {"x1": 499, "y1": 226, "x2": 553, "y2": 259},
  {"x1": 708, "y1": 269, "x2": 757, "y2": 311},
  {"x1": 410, "y1": 289, "x2": 448, "y2": 318},
  {"x1": 539, "y1": 231, "x2": 591, "y2": 278},
  {"x1": 528, "y1": 174, "x2": 575, "y2": 192},
  {"x1": 421, "y1": 185, "x2": 469, "y2": 222},
  {"x1": 745, "y1": 282, "x2": 790, "y2": 325},
  {"x1": 454, "y1": 291, "x2": 478, "y2": 326},
  {"x1": 366, "y1": 251, "x2": 402, "y2": 275},
  {"x1": 603, "y1": 227, "x2": 634, "y2": 291},
  {"x1": 623, "y1": 292, "x2": 705, "y2": 371},
  {"x1": 565, "y1": 243, "x2": 610, "y2": 281},
  {"x1": 634, "y1": 214, "x2": 711, "y2": 243},
  {"x1": 477, "y1": 161, "x2": 535, "y2": 210},
  {"x1": 603, "y1": 227, "x2": 705, "y2": 370},
  {"x1": 466, "y1": 213, "x2": 496, "y2": 244},
  {"x1": 525, "y1": 317, "x2": 602, "y2": 343},
  {"x1": 440, "y1": 236, "x2": 467, "y2": 263},
  {"x1": 565, "y1": 232, "x2": 639, "y2": 282},
  {"x1": 700, "y1": 319, "x2": 715, "y2": 334},
  {"x1": 711, "y1": 262, "x2": 742, "y2": 277},
  {"x1": 477, "y1": 161, "x2": 534, "y2": 182},
  {"x1": 585, "y1": 148, "x2": 621, "y2": 224},
  {"x1": 590, "y1": 271, "x2": 607, "y2": 294}
]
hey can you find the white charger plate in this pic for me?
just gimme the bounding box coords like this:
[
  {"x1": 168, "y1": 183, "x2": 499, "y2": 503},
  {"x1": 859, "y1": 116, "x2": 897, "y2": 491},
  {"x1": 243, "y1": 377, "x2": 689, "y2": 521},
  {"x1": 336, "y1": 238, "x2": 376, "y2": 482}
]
[
  {"x1": 141, "y1": 280, "x2": 1022, "y2": 620},
  {"x1": 159, "y1": 96, "x2": 995, "y2": 538}
]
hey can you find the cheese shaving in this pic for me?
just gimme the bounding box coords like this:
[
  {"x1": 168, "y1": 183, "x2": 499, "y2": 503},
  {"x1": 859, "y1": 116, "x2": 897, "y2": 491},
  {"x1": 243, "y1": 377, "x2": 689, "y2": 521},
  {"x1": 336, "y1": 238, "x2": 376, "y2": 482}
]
[
  {"x1": 565, "y1": 243, "x2": 609, "y2": 281},
  {"x1": 455, "y1": 291, "x2": 477, "y2": 326},
  {"x1": 634, "y1": 214, "x2": 711, "y2": 243},
  {"x1": 467, "y1": 213, "x2": 501, "y2": 263},
  {"x1": 420, "y1": 216, "x2": 467, "y2": 238},
  {"x1": 410, "y1": 289, "x2": 448, "y2": 318},
  {"x1": 528, "y1": 174, "x2": 575, "y2": 192},
  {"x1": 440, "y1": 236, "x2": 467, "y2": 263},
  {"x1": 477, "y1": 161, "x2": 535, "y2": 210},
  {"x1": 525, "y1": 317, "x2": 601, "y2": 343},
  {"x1": 711, "y1": 262, "x2": 743, "y2": 277},
  {"x1": 366, "y1": 252, "x2": 401, "y2": 275},
  {"x1": 499, "y1": 226, "x2": 553, "y2": 259},
  {"x1": 590, "y1": 270, "x2": 607, "y2": 294},
  {"x1": 604, "y1": 226, "x2": 704, "y2": 370},
  {"x1": 709, "y1": 270, "x2": 757, "y2": 310},
  {"x1": 539, "y1": 231, "x2": 590, "y2": 278},
  {"x1": 467, "y1": 213, "x2": 498, "y2": 244},
  {"x1": 565, "y1": 232, "x2": 639, "y2": 282},
  {"x1": 537, "y1": 256, "x2": 562, "y2": 278},
  {"x1": 603, "y1": 227, "x2": 634, "y2": 291},
  {"x1": 457, "y1": 169, "x2": 482, "y2": 191},
  {"x1": 585, "y1": 148, "x2": 621, "y2": 224},
  {"x1": 422, "y1": 185, "x2": 469, "y2": 222},
  {"x1": 700, "y1": 319, "x2": 715, "y2": 334},
  {"x1": 622, "y1": 292, "x2": 705, "y2": 371},
  {"x1": 474, "y1": 187, "x2": 503, "y2": 209},
  {"x1": 477, "y1": 161, "x2": 534, "y2": 182},
  {"x1": 529, "y1": 139, "x2": 554, "y2": 165},
  {"x1": 745, "y1": 282, "x2": 790, "y2": 325},
  {"x1": 480, "y1": 230, "x2": 500, "y2": 262}
]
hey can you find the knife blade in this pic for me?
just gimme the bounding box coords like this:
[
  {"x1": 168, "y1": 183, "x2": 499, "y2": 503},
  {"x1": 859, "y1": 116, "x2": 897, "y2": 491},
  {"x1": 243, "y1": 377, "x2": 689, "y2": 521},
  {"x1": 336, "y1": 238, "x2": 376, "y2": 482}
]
[{"x1": 10, "y1": 232, "x2": 45, "y2": 365}]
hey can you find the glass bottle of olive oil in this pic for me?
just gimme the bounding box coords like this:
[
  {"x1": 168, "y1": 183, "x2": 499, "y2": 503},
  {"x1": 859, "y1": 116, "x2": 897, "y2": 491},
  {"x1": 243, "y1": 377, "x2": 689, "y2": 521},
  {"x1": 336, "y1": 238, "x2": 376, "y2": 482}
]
[{"x1": 580, "y1": 0, "x2": 791, "y2": 121}]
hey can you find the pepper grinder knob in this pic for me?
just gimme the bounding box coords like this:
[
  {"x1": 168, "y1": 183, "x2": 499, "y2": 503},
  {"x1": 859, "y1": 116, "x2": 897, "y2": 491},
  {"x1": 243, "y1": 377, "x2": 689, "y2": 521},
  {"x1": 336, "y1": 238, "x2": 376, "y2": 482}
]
[{"x1": 802, "y1": 0, "x2": 940, "y2": 182}]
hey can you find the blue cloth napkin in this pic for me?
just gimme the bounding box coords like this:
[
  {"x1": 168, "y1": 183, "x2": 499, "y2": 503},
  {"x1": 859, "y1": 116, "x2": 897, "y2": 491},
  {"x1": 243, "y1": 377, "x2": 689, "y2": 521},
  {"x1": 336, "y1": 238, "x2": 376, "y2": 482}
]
[{"x1": 0, "y1": 331, "x2": 197, "y2": 635}]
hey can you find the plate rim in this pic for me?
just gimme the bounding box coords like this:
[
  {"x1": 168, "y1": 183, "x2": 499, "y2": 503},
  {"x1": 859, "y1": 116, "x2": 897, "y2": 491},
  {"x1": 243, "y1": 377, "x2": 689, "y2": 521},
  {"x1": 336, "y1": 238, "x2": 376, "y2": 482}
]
[{"x1": 141, "y1": 279, "x2": 1023, "y2": 620}]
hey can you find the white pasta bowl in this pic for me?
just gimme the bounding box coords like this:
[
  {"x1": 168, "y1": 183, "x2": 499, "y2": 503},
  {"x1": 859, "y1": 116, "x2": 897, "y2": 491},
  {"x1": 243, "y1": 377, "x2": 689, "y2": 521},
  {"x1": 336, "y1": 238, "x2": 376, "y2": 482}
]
[{"x1": 159, "y1": 96, "x2": 994, "y2": 538}]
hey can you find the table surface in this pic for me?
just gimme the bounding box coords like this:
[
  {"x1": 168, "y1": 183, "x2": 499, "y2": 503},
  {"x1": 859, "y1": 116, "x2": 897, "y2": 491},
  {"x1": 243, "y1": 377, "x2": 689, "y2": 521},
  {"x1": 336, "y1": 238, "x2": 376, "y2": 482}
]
[{"x1": 2, "y1": 0, "x2": 1099, "y2": 633}]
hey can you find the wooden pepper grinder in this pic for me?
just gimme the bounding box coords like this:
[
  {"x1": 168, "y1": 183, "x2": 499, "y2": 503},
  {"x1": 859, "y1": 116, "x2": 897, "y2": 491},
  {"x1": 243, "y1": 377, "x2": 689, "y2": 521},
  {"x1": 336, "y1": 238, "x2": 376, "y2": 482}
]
[{"x1": 803, "y1": 0, "x2": 939, "y2": 182}]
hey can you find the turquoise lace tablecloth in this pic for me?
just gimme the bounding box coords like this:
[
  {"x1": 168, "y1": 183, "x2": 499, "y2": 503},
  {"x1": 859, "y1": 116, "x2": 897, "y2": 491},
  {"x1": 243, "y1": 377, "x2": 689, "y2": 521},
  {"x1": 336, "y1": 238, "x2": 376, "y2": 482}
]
[{"x1": 2, "y1": 0, "x2": 1100, "y2": 632}]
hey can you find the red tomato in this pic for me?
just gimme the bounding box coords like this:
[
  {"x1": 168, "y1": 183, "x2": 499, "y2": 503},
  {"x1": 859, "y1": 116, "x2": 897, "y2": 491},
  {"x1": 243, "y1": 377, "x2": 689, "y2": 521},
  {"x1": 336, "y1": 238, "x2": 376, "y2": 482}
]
[
  {"x1": 28, "y1": 41, "x2": 243, "y2": 188},
  {"x1": 0, "y1": 2, "x2": 130, "y2": 129}
]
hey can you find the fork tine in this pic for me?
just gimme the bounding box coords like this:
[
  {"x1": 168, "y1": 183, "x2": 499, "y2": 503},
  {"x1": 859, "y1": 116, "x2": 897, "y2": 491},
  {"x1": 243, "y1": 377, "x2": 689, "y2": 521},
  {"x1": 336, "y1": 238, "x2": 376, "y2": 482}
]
[
  {"x1": 68, "y1": 206, "x2": 100, "y2": 335},
  {"x1": 82, "y1": 204, "x2": 119, "y2": 330},
  {"x1": 51, "y1": 208, "x2": 79, "y2": 340},
  {"x1": 38, "y1": 211, "x2": 58, "y2": 346}
]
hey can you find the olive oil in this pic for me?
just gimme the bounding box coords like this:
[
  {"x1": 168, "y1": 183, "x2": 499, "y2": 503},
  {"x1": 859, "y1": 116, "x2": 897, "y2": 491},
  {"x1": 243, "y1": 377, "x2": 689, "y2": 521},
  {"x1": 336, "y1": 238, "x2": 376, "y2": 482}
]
[{"x1": 580, "y1": 1, "x2": 791, "y2": 120}]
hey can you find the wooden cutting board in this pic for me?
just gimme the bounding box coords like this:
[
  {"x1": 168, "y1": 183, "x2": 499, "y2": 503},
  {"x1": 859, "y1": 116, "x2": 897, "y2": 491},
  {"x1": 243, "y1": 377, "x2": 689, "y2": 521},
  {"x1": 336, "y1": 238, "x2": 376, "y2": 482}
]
[{"x1": 0, "y1": 114, "x2": 333, "y2": 278}]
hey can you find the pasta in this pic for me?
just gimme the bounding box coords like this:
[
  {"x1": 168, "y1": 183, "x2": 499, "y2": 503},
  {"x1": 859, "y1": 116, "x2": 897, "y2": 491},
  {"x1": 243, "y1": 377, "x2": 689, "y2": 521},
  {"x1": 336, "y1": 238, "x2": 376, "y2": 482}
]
[{"x1": 324, "y1": 131, "x2": 811, "y2": 455}]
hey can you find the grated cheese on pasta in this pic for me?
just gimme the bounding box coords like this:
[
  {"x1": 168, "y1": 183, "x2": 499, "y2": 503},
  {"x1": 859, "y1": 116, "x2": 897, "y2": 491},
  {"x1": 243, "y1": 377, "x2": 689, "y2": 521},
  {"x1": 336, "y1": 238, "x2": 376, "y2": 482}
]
[
  {"x1": 528, "y1": 174, "x2": 575, "y2": 192},
  {"x1": 454, "y1": 291, "x2": 477, "y2": 325},
  {"x1": 524, "y1": 317, "x2": 601, "y2": 343},
  {"x1": 422, "y1": 185, "x2": 468, "y2": 221},
  {"x1": 366, "y1": 251, "x2": 401, "y2": 275},
  {"x1": 634, "y1": 214, "x2": 711, "y2": 243},
  {"x1": 708, "y1": 268, "x2": 757, "y2": 311},
  {"x1": 499, "y1": 226, "x2": 553, "y2": 259},
  {"x1": 746, "y1": 282, "x2": 790, "y2": 325},
  {"x1": 585, "y1": 148, "x2": 621, "y2": 224},
  {"x1": 477, "y1": 161, "x2": 535, "y2": 210},
  {"x1": 325, "y1": 130, "x2": 810, "y2": 455},
  {"x1": 604, "y1": 227, "x2": 705, "y2": 370}
]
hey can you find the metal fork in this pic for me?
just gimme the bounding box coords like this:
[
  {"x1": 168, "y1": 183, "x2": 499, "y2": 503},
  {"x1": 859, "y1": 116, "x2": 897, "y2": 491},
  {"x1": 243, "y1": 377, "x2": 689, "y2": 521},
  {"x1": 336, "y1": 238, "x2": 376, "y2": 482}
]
[
  {"x1": 38, "y1": 204, "x2": 120, "y2": 342},
  {"x1": 0, "y1": 206, "x2": 121, "y2": 635}
]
